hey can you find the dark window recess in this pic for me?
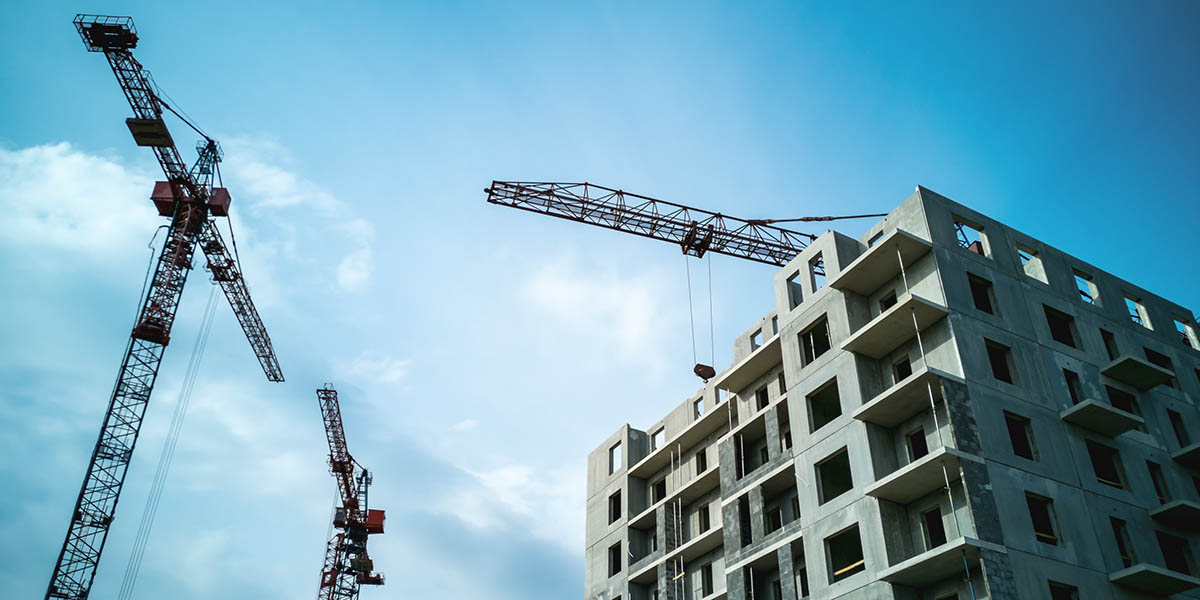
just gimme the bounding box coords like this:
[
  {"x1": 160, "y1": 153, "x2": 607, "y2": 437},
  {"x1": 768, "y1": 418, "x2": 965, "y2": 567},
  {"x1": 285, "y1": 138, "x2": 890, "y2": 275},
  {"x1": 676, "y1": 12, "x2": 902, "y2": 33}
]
[
  {"x1": 701, "y1": 563, "x2": 714, "y2": 596},
  {"x1": 778, "y1": 371, "x2": 787, "y2": 396},
  {"x1": 1063, "y1": 369, "x2": 1084, "y2": 405},
  {"x1": 608, "y1": 542, "x2": 622, "y2": 576},
  {"x1": 1168, "y1": 409, "x2": 1191, "y2": 447},
  {"x1": 759, "y1": 445, "x2": 770, "y2": 466},
  {"x1": 954, "y1": 219, "x2": 985, "y2": 255},
  {"x1": 734, "y1": 436, "x2": 745, "y2": 479},
  {"x1": 807, "y1": 379, "x2": 842, "y2": 433},
  {"x1": 652, "y1": 479, "x2": 667, "y2": 503},
  {"x1": 799, "y1": 318, "x2": 832, "y2": 366},
  {"x1": 607, "y1": 490, "x2": 621, "y2": 524},
  {"x1": 1048, "y1": 582, "x2": 1080, "y2": 600},
  {"x1": 1004, "y1": 411, "x2": 1039, "y2": 461},
  {"x1": 738, "y1": 496, "x2": 753, "y2": 548},
  {"x1": 698, "y1": 503, "x2": 711, "y2": 532},
  {"x1": 766, "y1": 507, "x2": 783, "y2": 533},
  {"x1": 817, "y1": 448, "x2": 853, "y2": 504},
  {"x1": 1148, "y1": 461, "x2": 1170, "y2": 504},
  {"x1": 1101, "y1": 329, "x2": 1119, "y2": 361},
  {"x1": 1111, "y1": 517, "x2": 1136, "y2": 567},
  {"x1": 923, "y1": 507, "x2": 948, "y2": 548},
  {"x1": 810, "y1": 254, "x2": 826, "y2": 291},
  {"x1": 880, "y1": 290, "x2": 898, "y2": 312},
  {"x1": 1194, "y1": 476, "x2": 1200, "y2": 499},
  {"x1": 797, "y1": 564, "x2": 810, "y2": 597},
  {"x1": 968, "y1": 274, "x2": 996, "y2": 314},
  {"x1": 986, "y1": 339, "x2": 1015, "y2": 384},
  {"x1": 1144, "y1": 348, "x2": 1178, "y2": 388},
  {"x1": 1105, "y1": 385, "x2": 1140, "y2": 416},
  {"x1": 791, "y1": 496, "x2": 801, "y2": 522},
  {"x1": 1043, "y1": 305, "x2": 1078, "y2": 348},
  {"x1": 771, "y1": 579, "x2": 783, "y2": 600},
  {"x1": 696, "y1": 448, "x2": 708, "y2": 473},
  {"x1": 782, "y1": 428, "x2": 793, "y2": 451},
  {"x1": 827, "y1": 525, "x2": 866, "y2": 582},
  {"x1": 1157, "y1": 531, "x2": 1195, "y2": 575},
  {"x1": 1086, "y1": 440, "x2": 1126, "y2": 488},
  {"x1": 756, "y1": 386, "x2": 770, "y2": 410},
  {"x1": 893, "y1": 355, "x2": 913, "y2": 384},
  {"x1": 1026, "y1": 492, "x2": 1059, "y2": 545},
  {"x1": 787, "y1": 272, "x2": 803, "y2": 310},
  {"x1": 907, "y1": 428, "x2": 930, "y2": 461}
]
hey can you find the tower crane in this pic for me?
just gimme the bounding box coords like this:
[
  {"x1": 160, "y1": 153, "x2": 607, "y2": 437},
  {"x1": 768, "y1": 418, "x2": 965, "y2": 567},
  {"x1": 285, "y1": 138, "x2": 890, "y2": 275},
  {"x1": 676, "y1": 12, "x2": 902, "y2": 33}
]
[
  {"x1": 316, "y1": 385, "x2": 385, "y2": 600},
  {"x1": 47, "y1": 15, "x2": 284, "y2": 600},
  {"x1": 484, "y1": 181, "x2": 885, "y2": 377}
]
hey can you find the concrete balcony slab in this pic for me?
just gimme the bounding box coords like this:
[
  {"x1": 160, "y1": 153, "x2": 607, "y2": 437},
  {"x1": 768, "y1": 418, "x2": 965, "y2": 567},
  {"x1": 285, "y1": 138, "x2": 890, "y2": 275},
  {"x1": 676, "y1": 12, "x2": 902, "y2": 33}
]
[
  {"x1": 865, "y1": 446, "x2": 981, "y2": 505},
  {"x1": 714, "y1": 331, "x2": 782, "y2": 394},
  {"x1": 1172, "y1": 442, "x2": 1200, "y2": 470},
  {"x1": 841, "y1": 294, "x2": 948, "y2": 360},
  {"x1": 1060, "y1": 399, "x2": 1145, "y2": 437},
  {"x1": 629, "y1": 467, "x2": 721, "y2": 530},
  {"x1": 829, "y1": 229, "x2": 933, "y2": 296},
  {"x1": 853, "y1": 366, "x2": 963, "y2": 428},
  {"x1": 629, "y1": 399, "x2": 732, "y2": 479},
  {"x1": 1102, "y1": 355, "x2": 1175, "y2": 391},
  {"x1": 1110, "y1": 563, "x2": 1200, "y2": 596},
  {"x1": 1149, "y1": 500, "x2": 1200, "y2": 532},
  {"x1": 878, "y1": 537, "x2": 1005, "y2": 587}
]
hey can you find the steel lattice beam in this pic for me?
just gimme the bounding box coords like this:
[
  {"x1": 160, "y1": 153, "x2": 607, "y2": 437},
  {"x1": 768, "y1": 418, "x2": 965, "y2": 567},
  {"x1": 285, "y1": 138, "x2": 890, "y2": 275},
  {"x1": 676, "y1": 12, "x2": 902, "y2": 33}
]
[{"x1": 485, "y1": 181, "x2": 813, "y2": 267}]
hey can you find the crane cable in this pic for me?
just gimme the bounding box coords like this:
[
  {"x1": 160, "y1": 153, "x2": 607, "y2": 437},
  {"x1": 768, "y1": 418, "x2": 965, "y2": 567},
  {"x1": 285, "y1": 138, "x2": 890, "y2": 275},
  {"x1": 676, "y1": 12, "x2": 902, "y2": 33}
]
[
  {"x1": 684, "y1": 256, "x2": 697, "y2": 365},
  {"x1": 683, "y1": 254, "x2": 717, "y2": 368},
  {"x1": 116, "y1": 284, "x2": 220, "y2": 600}
]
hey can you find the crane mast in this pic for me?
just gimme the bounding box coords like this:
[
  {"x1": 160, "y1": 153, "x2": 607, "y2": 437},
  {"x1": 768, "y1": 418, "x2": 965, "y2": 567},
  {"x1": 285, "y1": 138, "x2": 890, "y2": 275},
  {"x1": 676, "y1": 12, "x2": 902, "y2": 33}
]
[
  {"x1": 317, "y1": 385, "x2": 385, "y2": 600},
  {"x1": 47, "y1": 16, "x2": 283, "y2": 600}
]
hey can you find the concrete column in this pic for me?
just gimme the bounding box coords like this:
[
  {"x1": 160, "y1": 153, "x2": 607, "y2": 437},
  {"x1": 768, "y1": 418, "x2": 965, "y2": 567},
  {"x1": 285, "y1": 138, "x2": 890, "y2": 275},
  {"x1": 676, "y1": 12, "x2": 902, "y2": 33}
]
[
  {"x1": 776, "y1": 544, "x2": 798, "y2": 600},
  {"x1": 748, "y1": 486, "x2": 766, "y2": 544},
  {"x1": 725, "y1": 565, "x2": 746, "y2": 600},
  {"x1": 765, "y1": 405, "x2": 782, "y2": 461},
  {"x1": 979, "y1": 548, "x2": 1019, "y2": 600}
]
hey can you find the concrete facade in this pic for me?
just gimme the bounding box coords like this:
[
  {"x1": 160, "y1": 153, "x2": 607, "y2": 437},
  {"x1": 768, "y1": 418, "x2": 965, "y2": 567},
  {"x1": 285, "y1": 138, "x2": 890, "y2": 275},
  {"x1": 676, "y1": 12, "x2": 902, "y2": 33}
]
[{"x1": 585, "y1": 188, "x2": 1200, "y2": 600}]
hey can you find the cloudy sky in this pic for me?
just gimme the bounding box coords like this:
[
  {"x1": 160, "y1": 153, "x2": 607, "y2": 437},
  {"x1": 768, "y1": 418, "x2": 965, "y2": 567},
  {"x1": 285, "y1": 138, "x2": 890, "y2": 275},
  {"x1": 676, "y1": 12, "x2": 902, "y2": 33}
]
[{"x1": 2, "y1": 2, "x2": 1199, "y2": 599}]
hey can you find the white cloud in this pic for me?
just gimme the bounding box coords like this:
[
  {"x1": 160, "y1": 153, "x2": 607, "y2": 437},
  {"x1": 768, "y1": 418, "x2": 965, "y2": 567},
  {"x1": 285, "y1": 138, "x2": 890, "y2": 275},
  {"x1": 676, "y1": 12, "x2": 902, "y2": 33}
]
[
  {"x1": 0, "y1": 143, "x2": 158, "y2": 256},
  {"x1": 443, "y1": 463, "x2": 584, "y2": 554},
  {"x1": 449, "y1": 419, "x2": 478, "y2": 432},
  {"x1": 336, "y1": 247, "x2": 374, "y2": 291},
  {"x1": 340, "y1": 351, "x2": 411, "y2": 384}
]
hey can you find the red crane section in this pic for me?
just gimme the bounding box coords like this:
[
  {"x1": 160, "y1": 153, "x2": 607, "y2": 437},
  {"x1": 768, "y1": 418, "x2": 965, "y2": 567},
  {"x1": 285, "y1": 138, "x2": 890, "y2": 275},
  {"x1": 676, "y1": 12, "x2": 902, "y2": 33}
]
[{"x1": 316, "y1": 385, "x2": 384, "y2": 600}]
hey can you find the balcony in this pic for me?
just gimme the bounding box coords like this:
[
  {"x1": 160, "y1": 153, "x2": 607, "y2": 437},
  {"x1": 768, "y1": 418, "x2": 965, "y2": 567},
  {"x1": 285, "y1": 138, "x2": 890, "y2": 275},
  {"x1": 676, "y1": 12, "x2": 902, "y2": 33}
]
[
  {"x1": 1102, "y1": 355, "x2": 1175, "y2": 391},
  {"x1": 841, "y1": 294, "x2": 948, "y2": 360},
  {"x1": 713, "y1": 330, "x2": 782, "y2": 394},
  {"x1": 1059, "y1": 399, "x2": 1144, "y2": 437},
  {"x1": 1110, "y1": 564, "x2": 1200, "y2": 596},
  {"x1": 853, "y1": 366, "x2": 963, "y2": 428},
  {"x1": 829, "y1": 229, "x2": 933, "y2": 296},
  {"x1": 878, "y1": 537, "x2": 1005, "y2": 587},
  {"x1": 1149, "y1": 500, "x2": 1200, "y2": 532},
  {"x1": 629, "y1": 400, "x2": 732, "y2": 479},
  {"x1": 1172, "y1": 442, "x2": 1200, "y2": 470},
  {"x1": 628, "y1": 467, "x2": 721, "y2": 530},
  {"x1": 628, "y1": 514, "x2": 724, "y2": 584},
  {"x1": 865, "y1": 446, "x2": 981, "y2": 505}
]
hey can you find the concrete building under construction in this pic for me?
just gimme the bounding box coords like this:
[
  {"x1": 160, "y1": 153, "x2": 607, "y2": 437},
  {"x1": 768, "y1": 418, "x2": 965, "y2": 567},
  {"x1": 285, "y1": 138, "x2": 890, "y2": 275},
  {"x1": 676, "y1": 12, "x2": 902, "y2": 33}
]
[{"x1": 585, "y1": 188, "x2": 1200, "y2": 600}]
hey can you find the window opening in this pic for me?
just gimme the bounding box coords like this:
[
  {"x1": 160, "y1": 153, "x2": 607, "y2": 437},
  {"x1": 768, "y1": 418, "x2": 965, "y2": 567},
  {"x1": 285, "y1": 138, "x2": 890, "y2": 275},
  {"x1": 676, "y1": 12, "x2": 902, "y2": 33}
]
[
  {"x1": 608, "y1": 490, "x2": 621, "y2": 524},
  {"x1": 953, "y1": 218, "x2": 985, "y2": 256},
  {"x1": 1043, "y1": 305, "x2": 1079, "y2": 348},
  {"x1": 1125, "y1": 295, "x2": 1151, "y2": 329},
  {"x1": 922, "y1": 506, "x2": 948, "y2": 548},
  {"x1": 1175, "y1": 318, "x2": 1199, "y2": 348},
  {"x1": 701, "y1": 563, "x2": 714, "y2": 596},
  {"x1": 695, "y1": 448, "x2": 708, "y2": 473},
  {"x1": 985, "y1": 339, "x2": 1015, "y2": 384},
  {"x1": 1148, "y1": 461, "x2": 1170, "y2": 504},
  {"x1": 1144, "y1": 347, "x2": 1178, "y2": 388},
  {"x1": 698, "y1": 503, "x2": 711, "y2": 533},
  {"x1": 1086, "y1": 440, "x2": 1126, "y2": 488},
  {"x1": 607, "y1": 542, "x2": 622, "y2": 576},
  {"x1": 738, "y1": 496, "x2": 752, "y2": 548},
  {"x1": 868, "y1": 231, "x2": 884, "y2": 247},
  {"x1": 1063, "y1": 369, "x2": 1084, "y2": 405},
  {"x1": 786, "y1": 272, "x2": 803, "y2": 310},
  {"x1": 807, "y1": 378, "x2": 841, "y2": 433},
  {"x1": 756, "y1": 386, "x2": 770, "y2": 411},
  {"x1": 1111, "y1": 517, "x2": 1136, "y2": 567},
  {"x1": 1049, "y1": 582, "x2": 1080, "y2": 600},
  {"x1": 1157, "y1": 531, "x2": 1195, "y2": 575},
  {"x1": 694, "y1": 398, "x2": 704, "y2": 419},
  {"x1": 1100, "y1": 328, "x2": 1119, "y2": 361},
  {"x1": 766, "y1": 507, "x2": 783, "y2": 533},
  {"x1": 826, "y1": 525, "x2": 866, "y2": 582},
  {"x1": 967, "y1": 273, "x2": 996, "y2": 314},
  {"x1": 651, "y1": 478, "x2": 667, "y2": 503},
  {"x1": 751, "y1": 329, "x2": 763, "y2": 351},
  {"x1": 816, "y1": 448, "x2": 853, "y2": 504},
  {"x1": 799, "y1": 318, "x2": 831, "y2": 366},
  {"x1": 1168, "y1": 409, "x2": 1191, "y2": 447},
  {"x1": 880, "y1": 289, "x2": 898, "y2": 312},
  {"x1": 1004, "y1": 411, "x2": 1039, "y2": 461},
  {"x1": 1105, "y1": 385, "x2": 1140, "y2": 417},
  {"x1": 1016, "y1": 242, "x2": 1047, "y2": 283},
  {"x1": 1026, "y1": 492, "x2": 1060, "y2": 545},
  {"x1": 608, "y1": 442, "x2": 622, "y2": 474},
  {"x1": 810, "y1": 253, "x2": 826, "y2": 292},
  {"x1": 907, "y1": 428, "x2": 930, "y2": 461},
  {"x1": 651, "y1": 428, "x2": 666, "y2": 451},
  {"x1": 1073, "y1": 270, "x2": 1098, "y2": 305}
]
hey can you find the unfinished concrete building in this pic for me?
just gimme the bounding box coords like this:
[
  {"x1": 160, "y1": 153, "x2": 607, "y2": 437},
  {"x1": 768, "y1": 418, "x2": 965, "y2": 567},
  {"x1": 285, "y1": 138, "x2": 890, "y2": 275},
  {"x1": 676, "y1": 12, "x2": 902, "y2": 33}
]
[{"x1": 585, "y1": 187, "x2": 1200, "y2": 600}]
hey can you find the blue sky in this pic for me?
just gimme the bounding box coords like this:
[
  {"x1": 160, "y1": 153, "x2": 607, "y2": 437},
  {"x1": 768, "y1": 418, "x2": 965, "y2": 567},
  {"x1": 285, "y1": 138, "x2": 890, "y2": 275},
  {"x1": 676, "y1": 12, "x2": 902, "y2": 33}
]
[{"x1": 1, "y1": 2, "x2": 1198, "y2": 599}]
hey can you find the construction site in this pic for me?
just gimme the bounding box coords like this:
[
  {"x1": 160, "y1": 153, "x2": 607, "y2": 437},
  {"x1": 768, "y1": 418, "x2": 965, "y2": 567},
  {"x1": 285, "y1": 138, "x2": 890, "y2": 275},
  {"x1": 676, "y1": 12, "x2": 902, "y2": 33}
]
[{"x1": 2, "y1": 5, "x2": 1199, "y2": 600}]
